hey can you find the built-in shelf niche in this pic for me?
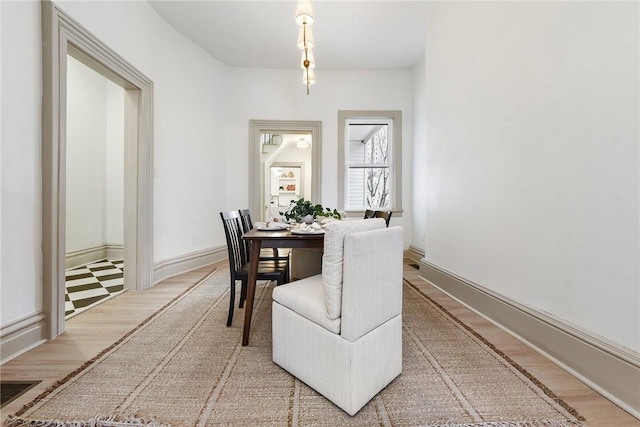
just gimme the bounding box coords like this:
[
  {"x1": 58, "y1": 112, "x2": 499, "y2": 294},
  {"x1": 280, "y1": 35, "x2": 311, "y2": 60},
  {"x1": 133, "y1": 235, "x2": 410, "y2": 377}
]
[{"x1": 271, "y1": 166, "x2": 301, "y2": 207}]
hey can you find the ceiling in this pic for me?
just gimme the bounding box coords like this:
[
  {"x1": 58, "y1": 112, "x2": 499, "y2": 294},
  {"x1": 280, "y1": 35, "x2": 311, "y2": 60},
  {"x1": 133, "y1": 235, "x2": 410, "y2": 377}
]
[{"x1": 148, "y1": 1, "x2": 429, "y2": 71}]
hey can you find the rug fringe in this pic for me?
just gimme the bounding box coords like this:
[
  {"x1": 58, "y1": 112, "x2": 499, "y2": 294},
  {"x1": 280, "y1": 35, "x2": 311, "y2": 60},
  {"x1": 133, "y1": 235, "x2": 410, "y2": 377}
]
[
  {"x1": 428, "y1": 420, "x2": 586, "y2": 427},
  {"x1": 5, "y1": 414, "x2": 170, "y2": 427}
]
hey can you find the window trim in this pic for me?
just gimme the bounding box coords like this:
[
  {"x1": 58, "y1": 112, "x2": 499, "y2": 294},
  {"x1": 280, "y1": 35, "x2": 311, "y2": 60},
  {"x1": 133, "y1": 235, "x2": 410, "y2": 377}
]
[{"x1": 338, "y1": 110, "x2": 402, "y2": 216}]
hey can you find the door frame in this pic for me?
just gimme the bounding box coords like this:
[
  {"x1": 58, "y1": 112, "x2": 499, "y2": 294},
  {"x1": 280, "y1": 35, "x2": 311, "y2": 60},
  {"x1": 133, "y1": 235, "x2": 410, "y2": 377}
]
[
  {"x1": 249, "y1": 120, "x2": 322, "y2": 222},
  {"x1": 41, "y1": 1, "x2": 154, "y2": 339}
]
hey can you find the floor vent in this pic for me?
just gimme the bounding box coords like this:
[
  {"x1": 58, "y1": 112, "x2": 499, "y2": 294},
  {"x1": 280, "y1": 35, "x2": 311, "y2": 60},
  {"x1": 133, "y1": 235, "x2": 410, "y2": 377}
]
[{"x1": 1, "y1": 381, "x2": 41, "y2": 408}]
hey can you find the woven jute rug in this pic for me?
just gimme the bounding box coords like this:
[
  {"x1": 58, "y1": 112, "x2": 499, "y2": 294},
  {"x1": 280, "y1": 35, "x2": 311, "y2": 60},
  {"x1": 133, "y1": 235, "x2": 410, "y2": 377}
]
[{"x1": 7, "y1": 268, "x2": 585, "y2": 427}]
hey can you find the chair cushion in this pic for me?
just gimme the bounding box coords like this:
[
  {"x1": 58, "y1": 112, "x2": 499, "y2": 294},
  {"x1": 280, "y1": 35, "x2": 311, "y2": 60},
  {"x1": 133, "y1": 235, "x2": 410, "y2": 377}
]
[
  {"x1": 272, "y1": 275, "x2": 341, "y2": 334},
  {"x1": 238, "y1": 261, "x2": 287, "y2": 278},
  {"x1": 322, "y1": 218, "x2": 386, "y2": 319}
]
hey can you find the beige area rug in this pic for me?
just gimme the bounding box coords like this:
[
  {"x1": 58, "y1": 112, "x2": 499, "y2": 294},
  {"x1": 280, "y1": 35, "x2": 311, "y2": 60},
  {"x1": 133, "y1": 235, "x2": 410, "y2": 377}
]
[{"x1": 7, "y1": 268, "x2": 585, "y2": 427}]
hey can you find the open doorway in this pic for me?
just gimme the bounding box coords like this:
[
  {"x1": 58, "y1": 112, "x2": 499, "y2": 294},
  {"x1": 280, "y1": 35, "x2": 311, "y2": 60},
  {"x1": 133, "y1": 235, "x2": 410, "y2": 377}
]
[
  {"x1": 249, "y1": 121, "x2": 322, "y2": 222},
  {"x1": 41, "y1": 2, "x2": 153, "y2": 339},
  {"x1": 263, "y1": 133, "x2": 312, "y2": 220},
  {"x1": 64, "y1": 54, "x2": 125, "y2": 318}
]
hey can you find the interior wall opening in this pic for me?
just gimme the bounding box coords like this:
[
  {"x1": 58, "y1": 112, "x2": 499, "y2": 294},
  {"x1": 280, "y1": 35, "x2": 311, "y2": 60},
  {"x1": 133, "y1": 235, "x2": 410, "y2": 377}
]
[
  {"x1": 64, "y1": 54, "x2": 126, "y2": 318},
  {"x1": 262, "y1": 132, "x2": 312, "y2": 220},
  {"x1": 249, "y1": 120, "x2": 322, "y2": 223},
  {"x1": 41, "y1": 1, "x2": 154, "y2": 339}
]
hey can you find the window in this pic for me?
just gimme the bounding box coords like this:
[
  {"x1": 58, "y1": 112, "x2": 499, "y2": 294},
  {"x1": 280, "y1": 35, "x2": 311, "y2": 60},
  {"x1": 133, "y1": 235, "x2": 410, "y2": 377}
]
[
  {"x1": 346, "y1": 122, "x2": 391, "y2": 209},
  {"x1": 338, "y1": 111, "x2": 402, "y2": 215}
]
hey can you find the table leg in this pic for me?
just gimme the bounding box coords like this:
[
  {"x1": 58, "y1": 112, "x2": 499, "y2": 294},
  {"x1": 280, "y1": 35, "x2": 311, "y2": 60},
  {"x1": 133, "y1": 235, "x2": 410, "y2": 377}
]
[{"x1": 242, "y1": 239, "x2": 262, "y2": 346}]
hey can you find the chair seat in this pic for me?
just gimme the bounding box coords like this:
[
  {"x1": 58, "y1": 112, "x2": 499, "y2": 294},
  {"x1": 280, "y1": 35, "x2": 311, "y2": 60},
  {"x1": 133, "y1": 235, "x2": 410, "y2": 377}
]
[
  {"x1": 273, "y1": 275, "x2": 341, "y2": 334},
  {"x1": 238, "y1": 261, "x2": 288, "y2": 278}
]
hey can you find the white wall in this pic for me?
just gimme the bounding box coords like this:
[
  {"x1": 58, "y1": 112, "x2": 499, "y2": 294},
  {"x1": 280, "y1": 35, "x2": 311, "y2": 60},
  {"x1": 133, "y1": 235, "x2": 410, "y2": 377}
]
[
  {"x1": 226, "y1": 68, "x2": 414, "y2": 243},
  {"x1": 66, "y1": 56, "x2": 124, "y2": 254},
  {"x1": 422, "y1": 2, "x2": 639, "y2": 352},
  {"x1": 66, "y1": 55, "x2": 108, "y2": 253},
  {"x1": 1, "y1": 0, "x2": 43, "y2": 326}
]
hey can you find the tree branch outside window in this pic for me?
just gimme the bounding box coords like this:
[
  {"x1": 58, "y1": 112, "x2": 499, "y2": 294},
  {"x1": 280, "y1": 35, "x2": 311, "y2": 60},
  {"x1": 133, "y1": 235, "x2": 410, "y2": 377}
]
[{"x1": 365, "y1": 127, "x2": 390, "y2": 209}]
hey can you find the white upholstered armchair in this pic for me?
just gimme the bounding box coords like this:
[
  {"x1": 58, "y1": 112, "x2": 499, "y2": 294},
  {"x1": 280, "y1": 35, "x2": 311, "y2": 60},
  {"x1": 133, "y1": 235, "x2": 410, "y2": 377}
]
[{"x1": 272, "y1": 218, "x2": 404, "y2": 416}]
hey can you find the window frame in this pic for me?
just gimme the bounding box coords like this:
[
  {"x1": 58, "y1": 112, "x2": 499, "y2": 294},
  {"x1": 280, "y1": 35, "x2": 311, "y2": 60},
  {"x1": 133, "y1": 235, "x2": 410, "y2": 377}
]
[{"x1": 338, "y1": 110, "x2": 402, "y2": 217}]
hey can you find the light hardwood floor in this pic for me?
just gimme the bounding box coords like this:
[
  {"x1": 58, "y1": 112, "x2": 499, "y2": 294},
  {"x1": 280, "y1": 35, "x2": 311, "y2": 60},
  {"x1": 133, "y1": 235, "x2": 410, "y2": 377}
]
[{"x1": 1, "y1": 260, "x2": 638, "y2": 426}]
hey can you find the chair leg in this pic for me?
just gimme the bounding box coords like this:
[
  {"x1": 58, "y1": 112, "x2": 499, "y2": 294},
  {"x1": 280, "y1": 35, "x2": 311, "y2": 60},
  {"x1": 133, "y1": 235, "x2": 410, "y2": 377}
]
[
  {"x1": 227, "y1": 278, "x2": 236, "y2": 327},
  {"x1": 239, "y1": 279, "x2": 247, "y2": 308},
  {"x1": 284, "y1": 264, "x2": 290, "y2": 283}
]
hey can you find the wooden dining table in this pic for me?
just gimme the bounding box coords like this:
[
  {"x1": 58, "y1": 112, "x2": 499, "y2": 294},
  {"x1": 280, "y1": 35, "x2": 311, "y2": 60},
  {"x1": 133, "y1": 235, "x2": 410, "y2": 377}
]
[{"x1": 241, "y1": 227, "x2": 324, "y2": 346}]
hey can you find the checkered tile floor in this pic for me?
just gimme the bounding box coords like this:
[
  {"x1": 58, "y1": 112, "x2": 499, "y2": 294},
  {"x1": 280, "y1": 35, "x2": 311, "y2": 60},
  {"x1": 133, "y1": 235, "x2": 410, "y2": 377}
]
[{"x1": 65, "y1": 259, "x2": 125, "y2": 318}]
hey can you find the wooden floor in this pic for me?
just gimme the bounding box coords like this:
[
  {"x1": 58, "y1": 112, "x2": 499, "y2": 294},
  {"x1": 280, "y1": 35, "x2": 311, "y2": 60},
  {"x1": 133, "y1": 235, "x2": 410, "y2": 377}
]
[{"x1": 1, "y1": 260, "x2": 638, "y2": 426}]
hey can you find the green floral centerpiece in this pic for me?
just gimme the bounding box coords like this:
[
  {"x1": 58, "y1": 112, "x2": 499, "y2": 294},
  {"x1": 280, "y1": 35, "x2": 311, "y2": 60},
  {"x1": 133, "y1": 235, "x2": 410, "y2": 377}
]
[{"x1": 280, "y1": 198, "x2": 342, "y2": 223}]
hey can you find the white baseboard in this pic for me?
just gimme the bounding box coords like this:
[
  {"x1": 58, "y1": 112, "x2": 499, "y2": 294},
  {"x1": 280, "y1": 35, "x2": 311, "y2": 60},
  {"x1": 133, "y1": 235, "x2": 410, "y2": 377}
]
[
  {"x1": 106, "y1": 244, "x2": 123, "y2": 261},
  {"x1": 153, "y1": 246, "x2": 227, "y2": 284},
  {"x1": 0, "y1": 312, "x2": 46, "y2": 364},
  {"x1": 65, "y1": 244, "x2": 123, "y2": 269},
  {"x1": 65, "y1": 245, "x2": 107, "y2": 269},
  {"x1": 418, "y1": 259, "x2": 640, "y2": 420},
  {"x1": 406, "y1": 245, "x2": 425, "y2": 261}
]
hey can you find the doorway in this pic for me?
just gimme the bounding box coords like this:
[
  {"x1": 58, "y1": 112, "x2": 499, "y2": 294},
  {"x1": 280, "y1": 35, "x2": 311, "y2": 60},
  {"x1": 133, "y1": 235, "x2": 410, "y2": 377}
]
[
  {"x1": 263, "y1": 132, "x2": 312, "y2": 219},
  {"x1": 249, "y1": 121, "x2": 322, "y2": 222},
  {"x1": 41, "y1": 2, "x2": 154, "y2": 339},
  {"x1": 64, "y1": 54, "x2": 125, "y2": 317}
]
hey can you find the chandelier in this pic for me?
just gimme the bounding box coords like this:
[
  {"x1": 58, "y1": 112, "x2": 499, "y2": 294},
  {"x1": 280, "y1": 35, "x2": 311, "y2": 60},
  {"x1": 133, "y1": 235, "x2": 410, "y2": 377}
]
[{"x1": 296, "y1": 0, "x2": 315, "y2": 95}]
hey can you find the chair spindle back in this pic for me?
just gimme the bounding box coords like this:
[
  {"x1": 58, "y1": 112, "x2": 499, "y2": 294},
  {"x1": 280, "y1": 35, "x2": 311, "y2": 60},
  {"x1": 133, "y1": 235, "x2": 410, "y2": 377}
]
[{"x1": 220, "y1": 210, "x2": 247, "y2": 272}]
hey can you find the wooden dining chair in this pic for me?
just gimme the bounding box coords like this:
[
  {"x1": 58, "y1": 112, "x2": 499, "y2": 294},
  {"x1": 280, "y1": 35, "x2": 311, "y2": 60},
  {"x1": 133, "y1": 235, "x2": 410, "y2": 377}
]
[
  {"x1": 220, "y1": 210, "x2": 288, "y2": 326},
  {"x1": 373, "y1": 210, "x2": 393, "y2": 227},
  {"x1": 363, "y1": 209, "x2": 375, "y2": 219}
]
